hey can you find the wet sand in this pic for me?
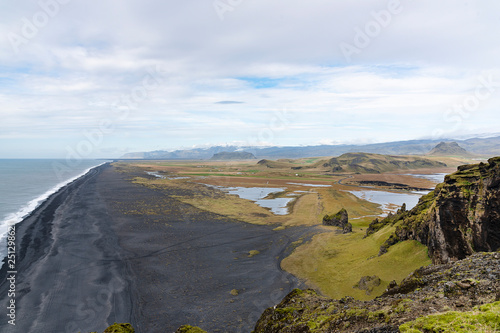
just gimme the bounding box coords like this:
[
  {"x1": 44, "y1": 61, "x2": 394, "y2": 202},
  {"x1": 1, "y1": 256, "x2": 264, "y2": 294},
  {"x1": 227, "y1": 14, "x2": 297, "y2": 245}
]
[{"x1": 0, "y1": 164, "x2": 315, "y2": 332}]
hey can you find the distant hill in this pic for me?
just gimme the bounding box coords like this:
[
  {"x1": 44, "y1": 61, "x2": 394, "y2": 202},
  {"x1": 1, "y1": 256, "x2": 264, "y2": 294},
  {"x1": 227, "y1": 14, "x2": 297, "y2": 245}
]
[
  {"x1": 210, "y1": 151, "x2": 256, "y2": 160},
  {"x1": 119, "y1": 135, "x2": 500, "y2": 160},
  {"x1": 428, "y1": 141, "x2": 471, "y2": 156},
  {"x1": 256, "y1": 159, "x2": 295, "y2": 168},
  {"x1": 323, "y1": 152, "x2": 447, "y2": 174}
]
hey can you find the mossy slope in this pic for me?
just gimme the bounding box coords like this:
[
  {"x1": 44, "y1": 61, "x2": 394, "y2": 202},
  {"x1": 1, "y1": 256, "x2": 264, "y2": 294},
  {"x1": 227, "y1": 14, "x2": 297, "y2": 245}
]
[{"x1": 254, "y1": 251, "x2": 500, "y2": 332}]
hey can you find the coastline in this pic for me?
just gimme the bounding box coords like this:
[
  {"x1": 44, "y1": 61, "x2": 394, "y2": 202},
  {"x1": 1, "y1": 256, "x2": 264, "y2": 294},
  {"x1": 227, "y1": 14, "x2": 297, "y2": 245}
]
[
  {"x1": 0, "y1": 163, "x2": 134, "y2": 332},
  {"x1": 0, "y1": 163, "x2": 315, "y2": 332},
  {"x1": 0, "y1": 160, "x2": 107, "y2": 262}
]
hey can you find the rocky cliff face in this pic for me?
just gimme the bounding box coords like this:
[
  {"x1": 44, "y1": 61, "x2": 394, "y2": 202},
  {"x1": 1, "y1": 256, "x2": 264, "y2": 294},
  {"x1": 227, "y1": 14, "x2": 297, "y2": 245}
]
[
  {"x1": 379, "y1": 157, "x2": 500, "y2": 264},
  {"x1": 252, "y1": 251, "x2": 500, "y2": 332}
]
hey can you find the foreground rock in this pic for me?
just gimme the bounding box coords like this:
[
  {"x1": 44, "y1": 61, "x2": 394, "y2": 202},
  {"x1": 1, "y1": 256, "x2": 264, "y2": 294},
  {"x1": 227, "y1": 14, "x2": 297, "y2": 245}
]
[
  {"x1": 253, "y1": 251, "x2": 500, "y2": 332},
  {"x1": 175, "y1": 325, "x2": 208, "y2": 332},
  {"x1": 86, "y1": 323, "x2": 135, "y2": 333},
  {"x1": 377, "y1": 157, "x2": 500, "y2": 264}
]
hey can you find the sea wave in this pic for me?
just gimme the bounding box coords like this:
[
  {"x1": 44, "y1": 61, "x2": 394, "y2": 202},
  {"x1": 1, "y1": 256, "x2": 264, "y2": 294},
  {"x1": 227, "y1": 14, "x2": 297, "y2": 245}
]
[{"x1": 0, "y1": 162, "x2": 106, "y2": 267}]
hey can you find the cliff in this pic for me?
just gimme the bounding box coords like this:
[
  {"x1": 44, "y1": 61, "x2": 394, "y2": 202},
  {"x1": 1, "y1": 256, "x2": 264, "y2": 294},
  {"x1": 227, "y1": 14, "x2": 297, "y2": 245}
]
[
  {"x1": 253, "y1": 251, "x2": 500, "y2": 332},
  {"x1": 377, "y1": 157, "x2": 500, "y2": 264}
]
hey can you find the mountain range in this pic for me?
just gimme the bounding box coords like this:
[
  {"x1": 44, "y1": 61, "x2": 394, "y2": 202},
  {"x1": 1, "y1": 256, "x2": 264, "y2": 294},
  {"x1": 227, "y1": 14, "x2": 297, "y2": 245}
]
[{"x1": 120, "y1": 135, "x2": 500, "y2": 160}]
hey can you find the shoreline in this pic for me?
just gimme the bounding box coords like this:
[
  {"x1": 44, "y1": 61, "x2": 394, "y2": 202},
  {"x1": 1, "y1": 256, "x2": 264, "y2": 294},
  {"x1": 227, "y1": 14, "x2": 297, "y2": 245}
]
[
  {"x1": 0, "y1": 163, "x2": 316, "y2": 332},
  {"x1": 0, "y1": 161, "x2": 108, "y2": 264},
  {"x1": 0, "y1": 163, "x2": 133, "y2": 332}
]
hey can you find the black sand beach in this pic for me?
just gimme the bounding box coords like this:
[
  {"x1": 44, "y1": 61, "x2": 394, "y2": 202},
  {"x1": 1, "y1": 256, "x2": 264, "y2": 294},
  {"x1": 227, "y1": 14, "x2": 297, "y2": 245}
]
[{"x1": 0, "y1": 164, "x2": 315, "y2": 332}]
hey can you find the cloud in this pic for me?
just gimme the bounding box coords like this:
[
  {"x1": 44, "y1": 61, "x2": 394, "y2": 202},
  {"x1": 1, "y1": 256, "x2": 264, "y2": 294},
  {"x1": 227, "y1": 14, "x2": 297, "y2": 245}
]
[
  {"x1": 215, "y1": 101, "x2": 244, "y2": 104},
  {"x1": 0, "y1": 1, "x2": 499, "y2": 157}
]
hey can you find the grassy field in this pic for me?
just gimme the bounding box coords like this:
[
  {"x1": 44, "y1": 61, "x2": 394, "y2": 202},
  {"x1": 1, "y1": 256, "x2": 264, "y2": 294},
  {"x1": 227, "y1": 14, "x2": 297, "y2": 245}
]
[
  {"x1": 114, "y1": 155, "x2": 474, "y2": 300},
  {"x1": 281, "y1": 223, "x2": 432, "y2": 300}
]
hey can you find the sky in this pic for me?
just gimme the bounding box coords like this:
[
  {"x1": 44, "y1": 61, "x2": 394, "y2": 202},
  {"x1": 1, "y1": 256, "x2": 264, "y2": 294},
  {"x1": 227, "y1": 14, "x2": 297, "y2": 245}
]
[{"x1": 1, "y1": 0, "x2": 500, "y2": 158}]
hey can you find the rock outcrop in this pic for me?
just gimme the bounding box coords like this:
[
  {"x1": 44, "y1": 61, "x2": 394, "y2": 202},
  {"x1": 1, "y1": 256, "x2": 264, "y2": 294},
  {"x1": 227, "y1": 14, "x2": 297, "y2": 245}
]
[
  {"x1": 323, "y1": 208, "x2": 352, "y2": 233},
  {"x1": 353, "y1": 275, "x2": 381, "y2": 295},
  {"x1": 378, "y1": 157, "x2": 500, "y2": 264},
  {"x1": 253, "y1": 251, "x2": 500, "y2": 332},
  {"x1": 85, "y1": 323, "x2": 135, "y2": 333},
  {"x1": 175, "y1": 325, "x2": 208, "y2": 333}
]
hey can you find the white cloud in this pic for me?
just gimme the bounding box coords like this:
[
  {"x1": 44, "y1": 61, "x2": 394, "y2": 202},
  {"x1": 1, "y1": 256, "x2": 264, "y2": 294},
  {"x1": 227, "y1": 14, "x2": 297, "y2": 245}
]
[{"x1": 0, "y1": 0, "x2": 499, "y2": 157}]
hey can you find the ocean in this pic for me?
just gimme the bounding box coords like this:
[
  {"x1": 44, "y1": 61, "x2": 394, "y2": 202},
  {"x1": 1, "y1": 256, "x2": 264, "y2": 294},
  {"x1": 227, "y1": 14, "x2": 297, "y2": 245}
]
[{"x1": 0, "y1": 159, "x2": 107, "y2": 267}]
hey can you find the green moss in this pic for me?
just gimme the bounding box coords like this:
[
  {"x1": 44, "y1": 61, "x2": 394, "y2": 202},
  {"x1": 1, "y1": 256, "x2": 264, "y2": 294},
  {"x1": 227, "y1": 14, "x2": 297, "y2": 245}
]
[
  {"x1": 176, "y1": 325, "x2": 208, "y2": 333},
  {"x1": 306, "y1": 315, "x2": 331, "y2": 331},
  {"x1": 393, "y1": 299, "x2": 414, "y2": 314},
  {"x1": 345, "y1": 308, "x2": 369, "y2": 317},
  {"x1": 399, "y1": 301, "x2": 500, "y2": 332},
  {"x1": 307, "y1": 321, "x2": 319, "y2": 330},
  {"x1": 275, "y1": 307, "x2": 299, "y2": 315},
  {"x1": 367, "y1": 310, "x2": 389, "y2": 323},
  {"x1": 103, "y1": 323, "x2": 135, "y2": 333},
  {"x1": 248, "y1": 250, "x2": 261, "y2": 257}
]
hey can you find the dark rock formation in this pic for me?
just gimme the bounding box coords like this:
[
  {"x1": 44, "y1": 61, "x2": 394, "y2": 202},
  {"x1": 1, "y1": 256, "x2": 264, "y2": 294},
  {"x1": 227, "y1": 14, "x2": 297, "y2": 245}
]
[
  {"x1": 87, "y1": 323, "x2": 134, "y2": 333},
  {"x1": 323, "y1": 208, "x2": 348, "y2": 227},
  {"x1": 342, "y1": 222, "x2": 353, "y2": 234},
  {"x1": 378, "y1": 157, "x2": 500, "y2": 264},
  {"x1": 355, "y1": 180, "x2": 431, "y2": 191},
  {"x1": 210, "y1": 151, "x2": 256, "y2": 160},
  {"x1": 428, "y1": 141, "x2": 471, "y2": 156},
  {"x1": 354, "y1": 275, "x2": 381, "y2": 295},
  {"x1": 323, "y1": 209, "x2": 353, "y2": 234},
  {"x1": 253, "y1": 252, "x2": 500, "y2": 332}
]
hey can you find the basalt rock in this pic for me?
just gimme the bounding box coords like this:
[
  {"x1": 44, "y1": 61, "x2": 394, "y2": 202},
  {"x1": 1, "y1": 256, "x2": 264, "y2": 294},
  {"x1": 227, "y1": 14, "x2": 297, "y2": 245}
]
[
  {"x1": 354, "y1": 275, "x2": 381, "y2": 295},
  {"x1": 323, "y1": 208, "x2": 352, "y2": 233},
  {"x1": 378, "y1": 157, "x2": 500, "y2": 264},
  {"x1": 323, "y1": 208, "x2": 348, "y2": 227},
  {"x1": 343, "y1": 222, "x2": 353, "y2": 234}
]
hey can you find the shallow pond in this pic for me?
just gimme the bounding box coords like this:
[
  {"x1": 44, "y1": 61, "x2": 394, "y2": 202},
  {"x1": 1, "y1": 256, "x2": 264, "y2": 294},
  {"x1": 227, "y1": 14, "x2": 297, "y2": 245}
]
[
  {"x1": 347, "y1": 189, "x2": 422, "y2": 216},
  {"x1": 211, "y1": 186, "x2": 294, "y2": 215},
  {"x1": 407, "y1": 173, "x2": 448, "y2": 183}
]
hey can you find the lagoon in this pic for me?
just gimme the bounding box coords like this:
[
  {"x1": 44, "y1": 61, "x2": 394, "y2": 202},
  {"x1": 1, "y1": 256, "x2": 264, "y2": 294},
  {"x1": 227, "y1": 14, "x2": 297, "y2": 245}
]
[
  {"x1": 347, "y1": 189, "x2": 422, "y2": 216},
  {"x1": 209, "y1": 185, "x2": 294, "y2": 215}
]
